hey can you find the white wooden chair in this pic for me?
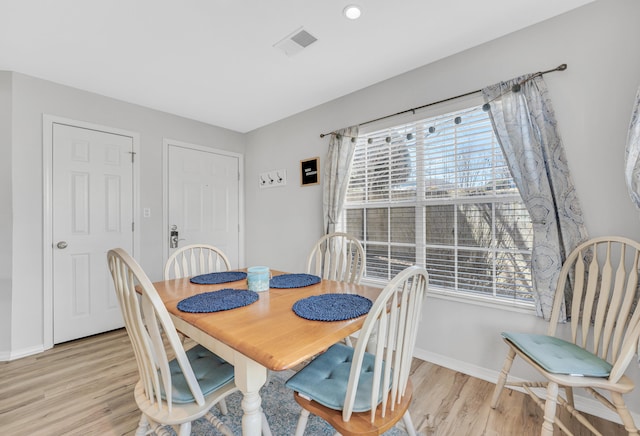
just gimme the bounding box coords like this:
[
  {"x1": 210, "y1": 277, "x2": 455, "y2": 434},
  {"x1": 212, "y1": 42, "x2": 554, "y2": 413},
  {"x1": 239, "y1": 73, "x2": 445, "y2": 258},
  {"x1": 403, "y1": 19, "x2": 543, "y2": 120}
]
[
  {"x1": 491, "y1": 236, "x2": 640, "y2": 435},
  {"x1": 164, "y1": 244, "x2": 231, "y2": 280},
  {"x1": 306, "y1": 232, "x2": 365, "y2": 285},
  {"x1": 108, "y1": 248, "x2": 247, "y2": 436},
  {"x1": 308, "y1": 232, "x2": 366, "y2": 348},
  {"x1": 164, "y1": 243, "x2": 234, "y2": 416},
  {"x1": 285, "y1": 265, "x2": 428, "y2": 436}
]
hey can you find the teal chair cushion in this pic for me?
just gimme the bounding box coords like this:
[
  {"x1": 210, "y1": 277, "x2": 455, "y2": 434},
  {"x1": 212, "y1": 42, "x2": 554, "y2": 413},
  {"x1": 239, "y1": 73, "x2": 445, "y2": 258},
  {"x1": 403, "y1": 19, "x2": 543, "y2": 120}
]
[
  {"x1": 285, "y1": 343, "x2": 387, "y2": 412},
  {"x1": 163, "y1": 344, "x2": 234, "y2": 404},
  {"x1": 502, "y1": 332, "x2": 612, "y2": 378}
]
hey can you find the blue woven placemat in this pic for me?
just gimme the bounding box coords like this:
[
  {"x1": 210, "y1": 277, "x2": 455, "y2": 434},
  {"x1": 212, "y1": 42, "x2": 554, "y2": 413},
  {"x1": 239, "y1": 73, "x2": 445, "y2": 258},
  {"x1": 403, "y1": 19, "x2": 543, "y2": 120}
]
[
  {"x1": 190, "y1": 271, "x2": 247, "y2": 285},
  {"x1": 177, "y1": 289, "x2": 259, "y2": 313},
  {"x1": 292, "y1": 294, "x2": 373, "y2": 321},
  {"x1": 270, "y1": 273, "x2": 321, "y2": 289}
]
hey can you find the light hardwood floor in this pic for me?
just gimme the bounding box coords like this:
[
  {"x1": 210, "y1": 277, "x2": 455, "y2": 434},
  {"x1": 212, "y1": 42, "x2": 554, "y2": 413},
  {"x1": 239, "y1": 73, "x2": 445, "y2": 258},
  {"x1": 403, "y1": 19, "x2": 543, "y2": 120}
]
[{"x1": 0, "y1": 329, "x2": 627, "y2": 435}]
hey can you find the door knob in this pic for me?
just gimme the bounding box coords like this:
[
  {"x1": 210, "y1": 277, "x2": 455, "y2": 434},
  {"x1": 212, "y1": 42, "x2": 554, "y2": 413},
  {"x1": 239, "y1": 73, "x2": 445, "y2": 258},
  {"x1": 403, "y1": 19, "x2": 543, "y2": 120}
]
[
  {"x1": 56, "y1": 241, "x2": 68, "y2": 249},
  {"x1": 170, "y1": 225, "x2": 179, "y2": 249}
]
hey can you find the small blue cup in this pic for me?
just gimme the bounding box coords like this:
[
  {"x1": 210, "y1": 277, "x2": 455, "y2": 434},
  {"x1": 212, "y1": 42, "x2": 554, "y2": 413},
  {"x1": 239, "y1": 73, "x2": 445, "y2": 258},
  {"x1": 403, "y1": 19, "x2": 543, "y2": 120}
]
[{"x1": 247, "y1": 266, "x2": 270, "y2": 292}]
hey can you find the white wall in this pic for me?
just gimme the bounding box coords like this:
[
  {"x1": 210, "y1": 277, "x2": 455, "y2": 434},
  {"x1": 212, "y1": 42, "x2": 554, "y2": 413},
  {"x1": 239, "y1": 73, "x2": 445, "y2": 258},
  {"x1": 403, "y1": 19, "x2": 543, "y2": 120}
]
[
  {"x1": 7, "y1": 72, "x2": 246, "y2": 355},
  {"x1": 0, "y1": 72, "x2": 12, "y2": 355},
  {"x1": 244, "y1": 0, "x2": 640, "y2": 420}
]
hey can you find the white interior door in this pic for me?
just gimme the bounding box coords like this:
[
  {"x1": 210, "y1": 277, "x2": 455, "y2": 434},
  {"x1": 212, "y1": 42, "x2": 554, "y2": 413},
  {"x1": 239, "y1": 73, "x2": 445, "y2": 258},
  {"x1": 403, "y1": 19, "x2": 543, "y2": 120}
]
[
  {"x1": 168, "y1": 144, "x2": 240, "y2": 267},
  {"x1": 52, "y1": 123, "x2": 133, "y2": 344}
]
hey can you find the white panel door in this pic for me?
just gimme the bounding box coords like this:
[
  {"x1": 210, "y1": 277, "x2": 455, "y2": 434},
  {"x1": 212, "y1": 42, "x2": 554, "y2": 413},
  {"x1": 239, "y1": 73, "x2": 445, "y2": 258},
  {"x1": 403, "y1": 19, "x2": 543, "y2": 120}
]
[
  {"x1": 52, "y1": 123, "x2": 133, "y2": 343},
  {"x1": 168, "y1": 145, "x2": 240, "y2": 267}
]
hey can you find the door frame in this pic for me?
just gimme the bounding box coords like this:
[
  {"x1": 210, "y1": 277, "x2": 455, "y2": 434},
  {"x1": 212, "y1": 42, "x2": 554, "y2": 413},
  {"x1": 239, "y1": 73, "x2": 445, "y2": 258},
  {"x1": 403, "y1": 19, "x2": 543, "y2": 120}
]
[
  {"x1": 162, "y1": 138, "x2": 245, "y2": 268},
  {"x1": 42, "y1": 114, "x2": 140, "y2": 350}
]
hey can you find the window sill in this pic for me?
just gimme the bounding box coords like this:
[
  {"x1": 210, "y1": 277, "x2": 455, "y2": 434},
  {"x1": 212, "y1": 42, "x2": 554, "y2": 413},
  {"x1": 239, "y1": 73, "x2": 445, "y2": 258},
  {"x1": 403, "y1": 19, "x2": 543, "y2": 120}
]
[
  {"x1": 360, "y1": 278, "x2": 536, "y2": 315},
  {"x1": 427, "y1": 286, "x2": 536, "y2": 314}
]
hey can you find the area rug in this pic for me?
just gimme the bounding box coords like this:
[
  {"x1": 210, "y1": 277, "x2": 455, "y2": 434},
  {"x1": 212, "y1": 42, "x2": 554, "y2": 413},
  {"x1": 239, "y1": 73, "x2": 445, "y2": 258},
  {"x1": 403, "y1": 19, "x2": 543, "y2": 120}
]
[{"x1": 179, "y1": 370, "x2": 407, "y2": 435}]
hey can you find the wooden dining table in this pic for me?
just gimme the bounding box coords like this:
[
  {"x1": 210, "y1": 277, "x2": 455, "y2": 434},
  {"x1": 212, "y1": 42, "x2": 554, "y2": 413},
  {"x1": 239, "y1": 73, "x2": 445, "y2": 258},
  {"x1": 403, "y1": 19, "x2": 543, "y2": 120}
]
[{"x1": 152, "y1": 271, "x2": 382, "y2": 436}]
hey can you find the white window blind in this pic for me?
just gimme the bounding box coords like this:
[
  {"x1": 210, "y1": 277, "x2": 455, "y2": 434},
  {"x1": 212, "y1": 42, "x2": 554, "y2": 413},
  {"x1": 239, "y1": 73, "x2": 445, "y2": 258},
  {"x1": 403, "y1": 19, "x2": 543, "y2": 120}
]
[{"x1": 343, "y1": 104, "x2": 534, "y2": 303}]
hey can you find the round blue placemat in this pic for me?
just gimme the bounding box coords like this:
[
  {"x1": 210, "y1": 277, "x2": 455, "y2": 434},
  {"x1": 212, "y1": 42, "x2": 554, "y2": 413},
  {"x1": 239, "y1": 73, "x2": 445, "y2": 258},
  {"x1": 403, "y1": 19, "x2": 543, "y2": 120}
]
[
  {"x1": 177, "y1": 289, "x2": 259, "y2": 313},
  {"x1": 190, "y1": 271, "x2": 247, "y2": 285},
  {"x1": 270, "y1": 273, "x2": 321, "y2": 289},
  {"x1": 292, "y1": 294, "x2": 373, "y2": 321}
]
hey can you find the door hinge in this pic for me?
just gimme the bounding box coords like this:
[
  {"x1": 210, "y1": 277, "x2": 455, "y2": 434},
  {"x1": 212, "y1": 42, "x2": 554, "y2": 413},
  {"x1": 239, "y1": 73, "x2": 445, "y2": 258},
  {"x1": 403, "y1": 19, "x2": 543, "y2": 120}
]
[
  {"x1": 132, "y1": 222, "x2": 135, "y2": 232},
  {"x1": 129, "y1": 151, "x2": 136, "y2": 163}
]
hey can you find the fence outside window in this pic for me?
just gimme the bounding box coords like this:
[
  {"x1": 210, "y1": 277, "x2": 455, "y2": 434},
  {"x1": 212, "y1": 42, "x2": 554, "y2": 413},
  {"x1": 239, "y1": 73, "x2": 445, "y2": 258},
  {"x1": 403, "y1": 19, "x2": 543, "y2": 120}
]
[{"x1": 342, "y1": 103, "x2": 534, "y2": 303}]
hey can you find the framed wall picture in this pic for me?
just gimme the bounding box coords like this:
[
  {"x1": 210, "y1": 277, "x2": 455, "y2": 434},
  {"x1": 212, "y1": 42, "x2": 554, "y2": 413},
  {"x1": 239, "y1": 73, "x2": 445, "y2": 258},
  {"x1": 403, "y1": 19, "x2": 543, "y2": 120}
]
[{"x1": 300, "y1": 157, "x2": 320, "y2": 186}]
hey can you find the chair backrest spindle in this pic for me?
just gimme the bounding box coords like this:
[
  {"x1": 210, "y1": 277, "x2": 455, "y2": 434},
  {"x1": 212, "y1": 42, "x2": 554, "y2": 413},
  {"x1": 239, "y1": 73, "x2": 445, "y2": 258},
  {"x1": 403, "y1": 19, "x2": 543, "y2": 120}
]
[
  {"x1": 164, "y1": 244, "x2": 231, "y2": 280},
  {"x1": 307, "y1": 232, "x2": 364, "y2": 284}
]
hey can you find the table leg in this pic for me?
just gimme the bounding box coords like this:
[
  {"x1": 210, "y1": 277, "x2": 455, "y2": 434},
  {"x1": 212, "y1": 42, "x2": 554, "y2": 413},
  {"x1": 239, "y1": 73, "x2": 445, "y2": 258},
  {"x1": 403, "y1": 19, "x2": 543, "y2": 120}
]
[{"x1": 233, "y1": 356, "x2": 267, "y2": 436}]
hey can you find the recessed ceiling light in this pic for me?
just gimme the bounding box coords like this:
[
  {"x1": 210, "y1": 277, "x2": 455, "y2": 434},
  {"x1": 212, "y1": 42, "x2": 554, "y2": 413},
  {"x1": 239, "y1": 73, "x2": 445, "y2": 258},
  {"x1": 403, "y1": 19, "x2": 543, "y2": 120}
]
[{"x1": 343, "y1": 4, "x2": 362, "y2": 20}]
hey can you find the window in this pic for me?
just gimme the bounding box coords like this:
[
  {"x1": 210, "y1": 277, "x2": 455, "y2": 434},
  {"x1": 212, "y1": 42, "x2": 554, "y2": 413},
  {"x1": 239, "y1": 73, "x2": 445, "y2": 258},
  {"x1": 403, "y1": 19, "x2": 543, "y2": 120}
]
[{"x1": 342, "y1": 102, "x2": 534, "y2": 303}]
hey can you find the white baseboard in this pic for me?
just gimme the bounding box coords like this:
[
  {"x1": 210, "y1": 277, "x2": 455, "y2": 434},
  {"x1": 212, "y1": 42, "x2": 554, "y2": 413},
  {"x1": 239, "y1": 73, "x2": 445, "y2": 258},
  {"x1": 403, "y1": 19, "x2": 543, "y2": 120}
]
[
  {"x1": 0, "y1": 344, "x2": 45, "y2": 362},
  {"x1": 413, "y1": 347, "x2": 640, "y2": 426}
]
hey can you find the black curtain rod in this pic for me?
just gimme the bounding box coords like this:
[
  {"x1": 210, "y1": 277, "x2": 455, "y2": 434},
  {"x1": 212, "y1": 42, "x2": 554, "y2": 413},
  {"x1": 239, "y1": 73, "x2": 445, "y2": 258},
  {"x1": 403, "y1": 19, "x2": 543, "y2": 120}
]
[{"x1": 319, "y1": 63, "x2": 567, "y2": 138}]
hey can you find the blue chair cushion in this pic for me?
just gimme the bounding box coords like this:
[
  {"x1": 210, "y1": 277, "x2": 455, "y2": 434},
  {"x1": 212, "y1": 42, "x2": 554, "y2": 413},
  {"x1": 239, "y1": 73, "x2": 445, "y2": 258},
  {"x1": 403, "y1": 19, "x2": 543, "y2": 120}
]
[
  {"x1": 285, "y1": 343, "x2": 387, "y2": 412},
  {"x1": 163, "y1": 344, "x2": 234, "y2": 404},
  {"x1": 502, "y1": 332, "x2": 612, "y2": 378}
]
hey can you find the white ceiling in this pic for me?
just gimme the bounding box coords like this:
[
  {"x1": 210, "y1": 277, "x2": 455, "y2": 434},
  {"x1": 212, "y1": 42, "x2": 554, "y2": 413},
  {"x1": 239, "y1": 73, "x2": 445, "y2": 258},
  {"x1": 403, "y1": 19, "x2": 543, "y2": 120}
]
[{"x1": 0, "y1": 0, "x2": 594, "y2": 133}]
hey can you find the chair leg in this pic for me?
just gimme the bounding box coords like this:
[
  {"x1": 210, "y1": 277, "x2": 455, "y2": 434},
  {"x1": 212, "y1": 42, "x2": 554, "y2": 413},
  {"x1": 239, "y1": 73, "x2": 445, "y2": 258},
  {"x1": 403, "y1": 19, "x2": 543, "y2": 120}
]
[
  {"x1": 403, "y1": 410, "x2": 417, "y2": 436},
  {"x1": 556, "y1": 393, "x2": 598, "y2": 435},
  {"x1": 262, "y1": 410, "x2": 273, "y2": 436},
  {"x1": 541, "y1": 381, "x2": 559, "y2": 436},
  {"x1": 153, "y1": 425, "x2": 173, "y2": 436},
  {"x1": 294, "y1": 409, "x2": 310, "y2": 436},
  {"x1": 204, "y1": 410, "x2": 235, "y2": 436},
  {"x1": 611, "y1": 392, "x2": 640, "y2": 435},
  {"x1": 564, "y1": 386, "x2": 574, "y2": 408},
  {"x1": 491, "y1": 348, "x2": 516, "y2": 408},
  {"x1": 177, "y1": 421, "x2": 192, "y2": 436},
  {"x1": 135, "y1": 414, "x2": 150, "y2": 436},
  {"x1": 218, "y1": 398, "x2": 229, "y2": 415}
]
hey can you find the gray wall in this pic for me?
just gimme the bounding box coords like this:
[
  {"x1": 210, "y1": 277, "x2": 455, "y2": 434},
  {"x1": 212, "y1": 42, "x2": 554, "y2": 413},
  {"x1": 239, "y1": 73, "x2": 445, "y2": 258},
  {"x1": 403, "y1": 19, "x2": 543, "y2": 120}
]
[
  {"x1": 8, "y1": 72, "x2": 245, "y2": 354},
  {"x1": 244, "y1": 0, "x2": 640, "y2": 419},
  {"x1": 3, "y1": 0, "x2": 640, "y2": 423},
  {"x1": 0, "y1": 72, "x2": 12, "y2": 353}
]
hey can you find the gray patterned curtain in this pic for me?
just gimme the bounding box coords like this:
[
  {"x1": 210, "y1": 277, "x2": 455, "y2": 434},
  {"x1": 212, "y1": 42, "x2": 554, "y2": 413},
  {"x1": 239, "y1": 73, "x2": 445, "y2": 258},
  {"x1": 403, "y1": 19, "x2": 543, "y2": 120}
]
[
  {"x1": 323, "y1": 125, "x2": 359, "y2": 234},
  {"x1": 625, "y1": 88, "x2": 640, "y2": 365},
  {"x1": 626, "y1": 86, "x2": 640, "y2": 210},
  {"x1": 483, "y1": 75, "x2": 588, "y2": 321}
]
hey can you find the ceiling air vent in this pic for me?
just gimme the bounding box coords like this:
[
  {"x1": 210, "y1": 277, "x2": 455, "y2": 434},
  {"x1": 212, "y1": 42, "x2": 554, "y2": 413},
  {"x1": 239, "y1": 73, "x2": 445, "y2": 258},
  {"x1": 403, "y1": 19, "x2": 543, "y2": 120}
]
[{"x1": 274, "y1": 27, "x2": 318, "y2": 57}]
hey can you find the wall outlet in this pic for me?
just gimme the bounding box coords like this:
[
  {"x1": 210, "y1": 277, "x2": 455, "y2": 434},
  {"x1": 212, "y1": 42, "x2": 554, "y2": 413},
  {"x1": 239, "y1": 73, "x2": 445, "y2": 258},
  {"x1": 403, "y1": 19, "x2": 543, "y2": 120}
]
[{"x1": 259, "y1": 169, "x2": 287, "y2": 188}]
